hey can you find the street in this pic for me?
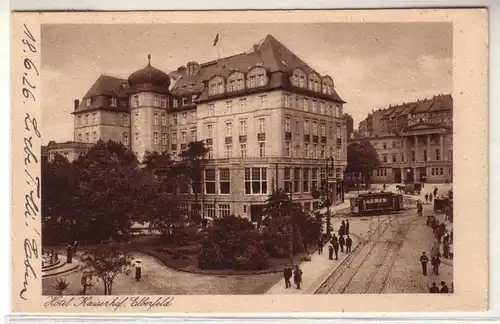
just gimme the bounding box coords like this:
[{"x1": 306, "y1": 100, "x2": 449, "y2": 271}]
[{"x1": 316, "y1": 204, "x2": 453, "y2": 294}]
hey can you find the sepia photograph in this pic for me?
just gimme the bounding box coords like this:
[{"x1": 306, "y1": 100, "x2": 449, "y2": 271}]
[
  {"x1": 40, "y1": 22, "x2": 454, "y2": 296},
  {"x1": 10, "y1": 9, "x2": 488, "y2": 313}
]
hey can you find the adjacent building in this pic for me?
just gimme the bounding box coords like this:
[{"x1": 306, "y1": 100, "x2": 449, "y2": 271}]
[
  {"x1": 349, "y1": 94, "x2": 453, "y2": 184},
  {"x1": 49, "y1": 35, "x2": 349, "y2": 221}
]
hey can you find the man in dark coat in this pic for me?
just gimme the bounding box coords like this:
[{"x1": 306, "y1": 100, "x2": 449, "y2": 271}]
[
  {"x1": 331, "y1": 234, "x2": 338, "y2": 245},
  {"x1": 283, "y1": 267, "x2": 292, "y2": 288},
  {"x1": 333, "y1": 240, "x2": 339, "y2": 260},
  {"x1": 345, "y1": 235, "x2": 353, "y2": 253},
  {"x1": 429, "y1": 282, "x2": 440, "y2": 293},
  {"x1": 339, "y1": 235, "x2": 345, "y2": 253},
  {"x1": 440, "y1": 281, "x2": 449, "y2": 293},
  {"x1": 419, "y1": 252, "x2": 429, "y2": 275},
  {"x1": 431, "y1": 256, "x2": 441, "y2": 275},
  {"x1": 328, "y1": 244, "x2": 334, "y2": 260},
  {"x1": 425, "y1": 193, "x2": 429, "y2": 202},
  {"x1": 346, "y1": 220, "x2": 350, "y2": 235},
  {"x1": 341, "y1": 220, "x2": 346, "y2": 235},
  {"x1": 317, "y1": 237, "x2": 323, "y2": 254},
  {"x1": 66, "y1": 244, "x2": 73, "y2": 264},
  {"x1": 293, "y1": 265, "x2": 303, "y2": 289}
]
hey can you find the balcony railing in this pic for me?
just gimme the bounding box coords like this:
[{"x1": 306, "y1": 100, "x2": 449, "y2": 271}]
[
  {"x1": 285, "y1": 132, "x2": 292, "y2": 141},
  {"x1": 239, "y1": 135, "x2": 247, "y2": 143},
  {"x1": 257, "y1": 133, "x2": 266, "y2": 141},
  {"x1": 304, "y1": 134, "x2": 310, "y2": 142},
  {"x1": 206, "y1": 138, "x2": 213, "y2": 145},
  {"x1": 312, "y1": 135, "x2": 319, "y2": 143},
  {"x1": 225, "y1": 136, "x2": 232, "y2": 144}
]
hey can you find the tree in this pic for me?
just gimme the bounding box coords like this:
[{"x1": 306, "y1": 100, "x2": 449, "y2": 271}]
[
  {"x1": 71, "y1": 140, "x2": 141, "y2": 242},
  {"x1": 347, "y1": 140, "x2": 380, "y2": 187},
  {"x1": 179, "y1": 141, "x2": 209, "y2": 224},
  {"x1": 51, "y1": 277, "x2": 70, "y2": 295},
  {"x1": 142, "y1": 150, "x2": 174, "y2": 173},
  {"x1": 81, "y1": 246, "x2": 133, "y2": 295}
]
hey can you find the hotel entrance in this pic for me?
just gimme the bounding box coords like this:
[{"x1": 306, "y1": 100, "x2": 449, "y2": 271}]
[
  {"x1": 418, "y1": 167, "x2": 427, "y2": 183},
  {"x1": 393, "y1": 168, "x2": 402, "y2": 183},
  {"x1": 404, "y1": 168, "x2": 415, "y2": 183}
]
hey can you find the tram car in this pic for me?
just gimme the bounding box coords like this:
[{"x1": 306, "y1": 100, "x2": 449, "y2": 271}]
[{"x1": 350, "y1": 192, "x2": 403, "y2": 216}]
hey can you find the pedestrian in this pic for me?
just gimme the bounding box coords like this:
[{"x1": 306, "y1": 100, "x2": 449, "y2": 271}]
[
  {"x1": 328, "y1": 244, "x2": 334, "y2": 260},
  {"x1": 345, "y1": 235, "x2": 353, "y2": 253},
  {"x1": 420, "y1": 252, "x2": 429, "y2": 276},
  {"x1": 338, "y1": 226, "x2": 344, "y2": 237},
  {"x1": 135, "y1": 260, "x2": 142, "y2": 282},
  {"x1": 425, "y1": 193, "x2": 429, "y2": 202},
  {"x1": 341, "y1": 220, "x2": 346, "y2": 233},
  {"x1": 333, "y1": 241, "x2": 339, "y2": 260},
  {"x1": 443, "y1": 242, "x2": 450, "y2": 259},
  {"x1": 317, "y1": 237, "x2": 323, "y2": 254},
  {"x1": 431, "y1": 255, "x2": 441, "y2": 275},
  {"x1": 440, "y1": 281, "x2": 449, "y2": 293},
  {"x1": 429, "y1": 194, "x2": 433, "y2": 203},
  {"x1": 339, "y1": 235, "x2": 345, "y2": 253},
  {"x1": 331, "y1": 233, "x2": 338, "y2": 245},
  {"x1": 417, "y1": 201, "x2": 423, "y2": 217},
  {"x1": 283, "y1": 267, "x2": 292, "y2": 288},
  {"x1": 66, "y1": 244, "x2": 73, "y2": 264},
  {"x1": 433, "y1": 187, "x2": 438, "y2": 198},
  {"x1": 80, "y1": 272, "x2": 90, "y2": 295},
  {"x1": 429, "y1": 282, "x2": 440, "y2": 293},
  {"x1": 346, "y1": 220, "x2": 350, "y2": 235},
  {"x1": 293, "y1": 265, "x2": 303, "y2": 290}
]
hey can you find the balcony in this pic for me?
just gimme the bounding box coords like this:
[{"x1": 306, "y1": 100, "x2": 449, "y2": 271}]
[
  {"x1": 239, "y1": 135, "x2": 247, "y2": 143},
  {"x1": 225, "y1": 136, "x2": 232, "y2": 144},
  {"x1": 257, "y1": 133, "x2": 266, "y2": 141},
  {"x1": 206, "y1": 138, "x2": 213, "y2": 145},
  {"x1": 321, "y1": 136, "x2": 327, "y2": 143},
  {"x1": 312, "y1": 135, "x2": 319, "y2": 143},
  {"x1": 336, "y1": 138, "x2": 342, "y2": 145},
  {"x1": 285, "y1": 132, "x2": 292, "y2": 141},
  {"x1": 304, "y1": 134, "x2": 310, "y2": 142}
]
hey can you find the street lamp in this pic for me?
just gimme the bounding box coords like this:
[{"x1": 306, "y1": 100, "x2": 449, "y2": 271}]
[{"x1": 325, "y1": 156, "x2": 335, "y2": 237}]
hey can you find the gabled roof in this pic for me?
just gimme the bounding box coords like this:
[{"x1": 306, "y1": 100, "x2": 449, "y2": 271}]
[
  {"x1": 82, "y1": 75, "x2": 128, "y2": 99},
  {"x1": 429, "y1": 94, "x2": 453, "y2": 112},
  {"x1": 412, "y1": 98, "x2": 434, "y2": 113}
]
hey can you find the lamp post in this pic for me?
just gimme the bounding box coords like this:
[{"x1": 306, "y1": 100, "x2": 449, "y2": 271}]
[
  {"x1": 325, "y1": 156, "x2": 335, "y2": 237},
  {"x1": 288, "y1": 178, "x2": 294, "y2": 266}
]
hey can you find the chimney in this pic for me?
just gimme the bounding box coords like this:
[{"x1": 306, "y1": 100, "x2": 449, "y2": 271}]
[
  {"x1": 74, "y1": 99, "x2": 80, "y2": 110},
  {"x1": 186, "y1": 61, "x2": 200, "y2": 76}
]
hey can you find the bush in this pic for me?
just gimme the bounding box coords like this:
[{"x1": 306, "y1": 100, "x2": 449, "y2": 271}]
[{"x1": 197, "y1": 215, "x2": 269, "y2": 270}]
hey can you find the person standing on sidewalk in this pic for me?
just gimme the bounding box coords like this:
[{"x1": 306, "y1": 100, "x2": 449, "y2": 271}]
[
  {"x1": 328, "y1": 244, "x2": 334, "y2": 260},
  {"x1": 345, "y1": 235, "x2": 353, "y2": 253},
  {"x1": 339, "y1": 235, "x2": 345, "y2": 253},
  {"x1": 331, "y1": 233, "x2": 338, "y2": 246},
  {"x1": 425, "y1": 193, "x2": 429, "y2": 202},
  {"x1": 346, "y1": 220, "x2": 350, "y2": 235},
  {"x1": 420, "y1": 252, "x2": 429, "y2": 275},
  {"x1": 283, "y1": 267, "x2": 292, "y2": 288},
  {"x1": 293, "y1": 265, "x2": 303, "y2": 290},
  {"x1": 333, "y1": 240, "x2": 339, "y2": 260},
  {"x1": 317, "y1": 237, "x2": 323, "y2": 254},
  {"x1": 440, "y1": 281, "x2": 449, "y2": 293},
  {"x1": 431, "y1": 255, "x2": 441, "y2": 275},
  {"x1": 416, "y1": 200, "x2": 423, "y2": 217}
]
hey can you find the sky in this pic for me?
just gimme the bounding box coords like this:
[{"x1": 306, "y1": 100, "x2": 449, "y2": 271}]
[{"x1": 41, "y1": 23, "x2": 452, "y2": 144}]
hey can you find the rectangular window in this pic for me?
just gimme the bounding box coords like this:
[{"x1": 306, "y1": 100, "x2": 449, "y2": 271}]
[
  {"x1": 401, "y1": 153, "x2": 405, "y2": 162},
  {"x1": 312, "y1": 168, "x2": 318, "y2": 190},
  {"x1": 123, "y1": 133, "x2": 129, "y2": 145},
  {"x1": 336, "y1": 124, "x2": 341, "y2": 138},
  {"x1": 383, "y1": 154, "x2": 388, "y2": 163},
  {"x1": 320, "y1": 123, "x2": 326, "y2": 136},
  {"x1": 161, "y1": 96, "x2": 167, "y2": 108},
  {"x1": 154, "y1": 113, "x2": 159, "y2": 125},
  {"x1": 239, "y1": 98, "x2": 247, "y2": 109},
  {"x1": 92, "y1": 131, "x2": 97, "y2": 142},
  {"x1": 161, "y1": 114, "x2": 166, "y2": 126},
  {"x1": 226, "y1": 101, "x2": 233, "y2": 114},
  {"x1": 304, "y1": 121, "x2": 310, "y2": 134},
  {"x1": 259, "y1": 142, "x2": 266, "y2": 157},
  {"x1": 320, "y1": 102, "x2": 326, "y2": 114},
  {"x1": 240, "y1": 144, "x2": 247, "y2": 158},
  {"x1": 181, "y1": 131, "x2": 187, "y2": 144},
  {"x1": 181, "y1": 112, "x2": 187, "y2": 122},
  {"x1": 171, "y1": 131, "x2": 177, "y2": 144},
  {"x1": 320, "y1": 145, "x2": 325, "y2": 158},
  {"x1": 285, "y1": 142, "x2": 291, "y2": 157},
  {"x1": 110, "y1": 98, "x2": 118, "y2": 107},
  {"x1": 284, "y1": 167, "x2": 292, "y2": 193},
  {"x1": 412, "y1": 150, "x2": 416, "y2": 162},
  {"x1": 283, "y1": 93, "x2": 291, "y2": 108},
  {"x1": 191, "y1": 129, "x2": 196, "y2": 142},
  {"x1": 153, "y1": 95, "x2": 159, "y2": 107},
  {"x1": 436, "y1": 149, "x2": 441, "y2": 161},
  {"x1": 205, "y1": 169, "x2": 216, "y2": 194},
  {"x1": 423, "y1": 150, "x2": 427, "y2": 161},
  {"x1": 134, "y1": 133, "x2": 139, "y2": 142},
  {"x1": 207, "y1": 146, "x2": 213, "y2": 159},
  {"x1": 313, "y1": 145, "x2": 318, "y2": 158},
  {"x1": 208, "y1": 104, "x2": 215, "y2": 117},
  {"x1": 219, "y1": 168, "x2": 230, "y2": 194},
  {"x1": 219, "y1": 204, "x2": 231, "y2": 218},
  {"x1": 313, "y1": 121, "x2": 318, "y2": 135},
  {"x1": 92, "y1": 113, "x2": 97, "y2": 124},
  {"x1": 305, "y1": 144, "x2": 309, "y2": 158},
  {"x1": 173, "y1": 99, "x2": 179, "y2": 108},
  {"x1": 295, "y1": 121, "x2": 300, "y2": 135},
  {"x1": 392, "y1": 154, "x2": 397, "y2": 162},
  {"x1": 440, "y1": 167, "x2": 444, "y2": 175},
  {"x1": 154, "y1": 132, "x2": 159, "y2": 144},
  {"x1": 304, "y1": 99, "x2": 309, "y2": 112},
  {"x1": 162, "y1": 133, "x2": 168, "y2": 145},
  {"x1": 191, "y1": 111, "x2": 197, "y2": 121},
  {"x1": 303, "y1": 168, "x2": 310, "y2": 193},
  {"x1": 133, "y1": 95, "x2": 139, "y2": 107},
  {"x1": 206, "y1": 204, "x2": 216, "y2": 219},
  {"x1": 123, "y1": 114, "x2": 129, "y2": 126},
  {"x1": 225, "y1": 144, "x2": 232, "y2": 158},
  {"x1": 293, "y1": 168, "x2": 301, "y2": 193},
  {"x1": 312, "y1": 100, "x2": 317, "y2": 113},
  {"x1": 285, "y1": 117, "x2": 291, "y2": 132},
  {"x1": 260, "y1": 95, "x2": 267, "y2": 109},
  {"x1": 225, "y1": 122, "x2": 232, "y2": 136},
  {"x1": 172, "y1": 113, "x2": 178, "y2": 125},
  {"x1": 239, "y1": 120, "x2": 247, "y2": 135},
  {"x1": 258, "y1": 118, "x2": 266, "y2": 133},
  {"x1": 206, "y1": 124, "x2": 213, "y2": 138},
  {"x1": 244, "y1": 168, "x2": 267, "y2": 194}
]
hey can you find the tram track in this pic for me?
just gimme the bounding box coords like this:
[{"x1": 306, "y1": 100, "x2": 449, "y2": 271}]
[{"x1": 315, "y1": 214, "x2": 418, "y2": 294}]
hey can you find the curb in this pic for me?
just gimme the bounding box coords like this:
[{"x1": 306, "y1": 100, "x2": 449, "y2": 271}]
[{"x1": 42, "y1": 261, "x2": 80, "y2": 278}]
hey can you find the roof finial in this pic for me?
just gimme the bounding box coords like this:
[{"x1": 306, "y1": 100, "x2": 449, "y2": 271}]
[{"x1": 147, "y1": 54, "x2": 151, "y2": 66}]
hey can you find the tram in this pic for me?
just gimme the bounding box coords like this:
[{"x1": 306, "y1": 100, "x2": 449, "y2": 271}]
[{"x1": 350, "y1": 192, "x2": 403, "y2": 216}]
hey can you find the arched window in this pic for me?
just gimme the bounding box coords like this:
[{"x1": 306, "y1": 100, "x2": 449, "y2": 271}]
[
  {"x1": 322, "y1": 76, "x2": 334, "y2": 95},
  {"x1": 247, "y1": 67, "x2": 268, "y2": 88},
  {"x1": 308, "y1": 72, "x2": 321, "y2": 92},
  {"x1": 209, "y1": 76, "x2": 225, "y2": 96},
  {"x1": 227, "y1": 71, "x2": 245, "y2": 92}
]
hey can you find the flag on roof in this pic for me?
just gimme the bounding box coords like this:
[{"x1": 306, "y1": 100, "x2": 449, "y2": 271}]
[{"x1": 213, "y1": 33, "x2": 219, "y2": 46}]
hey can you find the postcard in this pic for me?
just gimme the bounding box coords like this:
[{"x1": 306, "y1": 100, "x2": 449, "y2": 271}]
[{"x1": 11, "y1": 9, "x2": 488, "y2": 313}]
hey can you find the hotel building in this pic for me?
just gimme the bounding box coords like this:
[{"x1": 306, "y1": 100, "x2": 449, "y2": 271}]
[{"x1": 49, "y1": 35, "x2": 348, "y2": 221}]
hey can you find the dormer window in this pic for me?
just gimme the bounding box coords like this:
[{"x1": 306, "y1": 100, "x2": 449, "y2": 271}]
[
  {"x1": 258, "y1": 73, "x2": 266, "y2": 86},
  {"x1": 161, "y1": 96, "x2": 167, "y2": 108},
  {"x1": 182, "y1": 97, "x2": 188, "y2": 106},
  {"x1": 173, "y1": 99, "x2": 179, "y2": 108},
  {"x1": 110, "y1": 98, "x2": 118, "y2": 107},
  {"x1": 209, "y1": 76, "x2": 225, "y2": 96},
  {"x1": 86, "y1": 98, "x2": 91, "y2": 107}
]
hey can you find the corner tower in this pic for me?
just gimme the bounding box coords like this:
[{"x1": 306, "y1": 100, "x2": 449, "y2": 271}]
[{"x1": 127, "y1": 55, "x2": 171, "y2": 160}]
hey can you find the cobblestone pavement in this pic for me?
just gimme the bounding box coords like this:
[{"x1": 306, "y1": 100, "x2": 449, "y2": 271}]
[{"x1": 316, "y1": 204, "x2": 453, "y2": 294}]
